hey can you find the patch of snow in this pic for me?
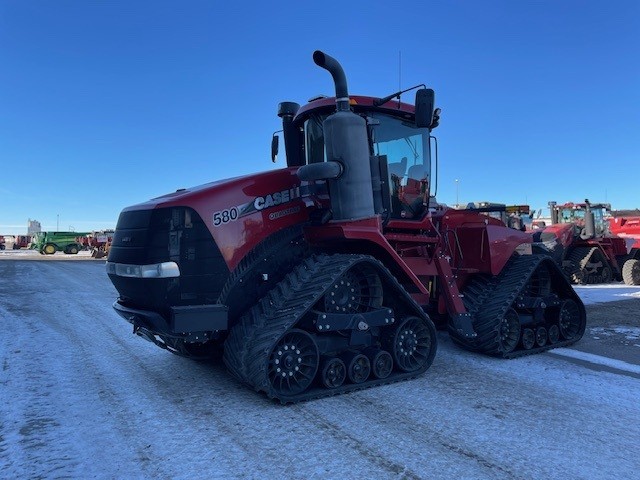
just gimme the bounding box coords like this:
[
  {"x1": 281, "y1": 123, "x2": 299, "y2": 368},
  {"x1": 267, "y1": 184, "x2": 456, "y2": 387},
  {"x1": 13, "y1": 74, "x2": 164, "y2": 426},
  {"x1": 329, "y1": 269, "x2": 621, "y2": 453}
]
[
  {"x1": 573, "y1": 284, "x2": 640, "y2": 304},
  {"x1": 547, "y1": 348, "x2": 640, "y2": 374},
  {"x1": 591, "y1": 326, "x2": 640, "y2": 340}
]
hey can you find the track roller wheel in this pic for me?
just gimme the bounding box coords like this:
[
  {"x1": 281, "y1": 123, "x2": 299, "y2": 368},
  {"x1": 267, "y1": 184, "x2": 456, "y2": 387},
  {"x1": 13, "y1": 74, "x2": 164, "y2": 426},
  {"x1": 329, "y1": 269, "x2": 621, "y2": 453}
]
[
  {"x1": 558, "y1": 299, "x2": 582, "y2": 340},
  {"x1": 365, "y1": 348, "x2": 393, "y2": 379},
  {"x1": 342, "y1": 352, "x2": 371, "y2": 384},
  {"x1": 323, "y1": 264, "x2": 383, "y2": 314},
  {"x1": 268, "y1": 329, "x2": 319, "y2": 396},
  {"x1": 548, "y1": 324, "x2": 560, "y2": 344},
  {"x1": 600, "y1": 265, "x2": 612, "y2": 284},
  {"x1": 387, "y1": 316, "x2": 435, "y2": 372},
  {"x1": 521, "y1": 328, "x2": 535, "y2": 350},
  {"x1": 320, "y1": 357, "x2": 346, "y2": 389},
  {"x1": 498, "y1": 308, "x2": 521, "y2": 354},
  {"x1": 535, "y1": 327, "x2": 548, "y2": 347}
]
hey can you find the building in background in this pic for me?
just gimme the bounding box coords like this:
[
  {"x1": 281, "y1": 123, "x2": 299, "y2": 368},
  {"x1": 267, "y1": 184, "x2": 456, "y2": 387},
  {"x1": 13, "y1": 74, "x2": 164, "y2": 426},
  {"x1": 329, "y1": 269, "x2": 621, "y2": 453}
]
[{"x1": 28, "y1": 219, "x2": 41, "y2": 235}]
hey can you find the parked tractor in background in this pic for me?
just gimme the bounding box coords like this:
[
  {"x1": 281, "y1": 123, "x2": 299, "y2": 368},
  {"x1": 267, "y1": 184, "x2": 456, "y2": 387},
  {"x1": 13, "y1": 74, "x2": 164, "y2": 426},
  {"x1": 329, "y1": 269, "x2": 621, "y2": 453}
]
[
  {"x1": 106, "y1": 51, "x2": 585, "y2": 403},
  {"x1": 12, "y1": 235, "x2": 32, "y2": 249},
  {"x1": 31, "y1": 231, "x2": 88, "y2": 255},
  {"x1": 465, "y1": 202, "x2": 532, "y2": 231},
  {"x1": 87, "y1": 230, "x2": 114, "y2": 258},
  {"x1": 0, "y1": 236, "x2": 5, "y2": 250},
  {"x1": 608, "y1": 215, "x2": 640, "y2": 285},
  {"x1": 531, "y1": 200, "x2": 635, "y2": 284}
]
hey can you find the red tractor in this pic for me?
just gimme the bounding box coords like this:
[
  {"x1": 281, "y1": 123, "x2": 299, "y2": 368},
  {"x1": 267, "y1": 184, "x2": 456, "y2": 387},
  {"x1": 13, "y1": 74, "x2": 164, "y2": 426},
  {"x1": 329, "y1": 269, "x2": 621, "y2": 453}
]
[
  {"x1": 608, "y1": 216, "x2": 640, "y2": 284},
  {"x1": 106, "y1": 51, "x2": 585, "y2": 403},
  {"x1": 12, "y1": 235, "x2": 32, "y2": 249},
  {"x1": 532, "y1": 200, "x2": 634, "y2": 284}
]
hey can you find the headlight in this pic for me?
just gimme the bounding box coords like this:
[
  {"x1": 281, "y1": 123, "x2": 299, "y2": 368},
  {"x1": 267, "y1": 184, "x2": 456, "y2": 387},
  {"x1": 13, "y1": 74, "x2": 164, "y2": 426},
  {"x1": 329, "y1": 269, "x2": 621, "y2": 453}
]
[{"x1": 106, "y1": 261, "x2": 180, "y2": 278}]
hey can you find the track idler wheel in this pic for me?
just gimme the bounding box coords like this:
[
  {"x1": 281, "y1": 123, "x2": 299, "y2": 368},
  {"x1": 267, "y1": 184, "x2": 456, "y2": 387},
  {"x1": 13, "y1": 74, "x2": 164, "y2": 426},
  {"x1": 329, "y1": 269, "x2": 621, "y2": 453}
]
[
  {"x1": 342, "y1": 351, "x2": 371, "y2": 384},
  {"x1": 557, "y1": 299, "x2": 582, "y2": 340},
  {"x1": 521, "y1": 328, "x2": 535, "y2": 350},
  {"x1": 387, "y1": 316, "x2": 435, "y2": 373},
  {"x1": 365, "y1": 348, "x2": 393, "y2": 379},
  {"x1": 268, "y1": 329, "x2": 319, "y2": 396},
  {"x1": 320, "y1": 357, "x2": 346, "y2": 389},
  {"x1": 498, "y1": 308, "x2": 521, "y2": 354}
]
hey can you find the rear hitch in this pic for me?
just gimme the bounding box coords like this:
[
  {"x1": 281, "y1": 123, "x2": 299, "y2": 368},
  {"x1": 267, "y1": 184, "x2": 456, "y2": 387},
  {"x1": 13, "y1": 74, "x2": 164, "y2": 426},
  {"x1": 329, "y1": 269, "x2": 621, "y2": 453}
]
[{"x1": 133, "y1": 324, "x2": 168, "y2": 350}]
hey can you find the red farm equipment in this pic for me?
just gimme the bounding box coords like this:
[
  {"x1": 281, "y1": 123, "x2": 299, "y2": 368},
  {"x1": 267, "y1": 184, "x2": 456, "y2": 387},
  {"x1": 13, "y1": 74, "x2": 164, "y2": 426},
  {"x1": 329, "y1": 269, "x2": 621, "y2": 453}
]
[
  {"x1": 531, "y1": 200, "x2": 635, "y2": 285},
  {"x1": 608, "y1": 215, "x2": 640, "y2": 284},
  {"x1": 90, "y1": 230, "x2": 114, "y2": 259},
  {"x1": 12, "y1": 235, "x2": 32, "y2": 249},
  {"x1": 464, "y1": 202, "x2": 532, "y2": 231},
  {"x1": 75, "y1": 231, "x2": 114, "y2": 258},
  {"x1": 0, "y1": 236, "x2": 5, "y2": 250},
  {"x1": 106, "y1": 51, "x2": 586, "y2": 403}
]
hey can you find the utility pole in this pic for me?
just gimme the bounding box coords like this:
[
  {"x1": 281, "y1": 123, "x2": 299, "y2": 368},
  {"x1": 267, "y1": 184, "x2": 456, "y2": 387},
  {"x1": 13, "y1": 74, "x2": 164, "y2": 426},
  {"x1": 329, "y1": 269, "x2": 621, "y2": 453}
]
[
  {"x1": 56, "y1": 214, "x2": 59, "y2": 231},
  {"x1": 455, "y1": 179, "x2": 459, "y2": 207}
]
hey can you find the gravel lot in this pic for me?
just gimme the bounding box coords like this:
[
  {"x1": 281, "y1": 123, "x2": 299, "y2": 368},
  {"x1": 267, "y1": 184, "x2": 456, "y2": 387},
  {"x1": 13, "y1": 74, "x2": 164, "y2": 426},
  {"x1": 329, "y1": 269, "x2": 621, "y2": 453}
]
[{"x1": 0, "y1": 259, "x2": 638, "y2": 479}]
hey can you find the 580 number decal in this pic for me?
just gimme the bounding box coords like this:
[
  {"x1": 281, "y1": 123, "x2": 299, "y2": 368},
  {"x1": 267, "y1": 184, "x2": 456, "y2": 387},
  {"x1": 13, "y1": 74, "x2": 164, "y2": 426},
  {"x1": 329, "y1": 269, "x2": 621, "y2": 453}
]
[{"x1": 213, "y1": 207, "x2": 239, "y2": 226}]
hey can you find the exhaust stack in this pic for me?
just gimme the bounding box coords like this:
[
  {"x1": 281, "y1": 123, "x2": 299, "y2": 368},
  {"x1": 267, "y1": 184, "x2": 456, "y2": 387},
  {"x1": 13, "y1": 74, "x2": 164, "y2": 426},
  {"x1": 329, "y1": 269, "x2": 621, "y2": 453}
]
[
  {"x1": 297, "y1": 51, "x2": 375, "y2": 222},
  {"x1": 582, "y1": 199, "x2": 596, "y2": 239},
  {"x1": 549, "y1": 201, "x2": 558, "y2": 225}
]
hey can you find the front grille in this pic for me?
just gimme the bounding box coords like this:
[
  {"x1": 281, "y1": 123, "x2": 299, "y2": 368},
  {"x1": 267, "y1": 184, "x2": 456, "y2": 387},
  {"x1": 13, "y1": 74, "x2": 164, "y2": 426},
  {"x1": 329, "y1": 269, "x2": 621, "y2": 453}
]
[{"x1": 107, "y1": 207, "x2": 229, "y2": 312}]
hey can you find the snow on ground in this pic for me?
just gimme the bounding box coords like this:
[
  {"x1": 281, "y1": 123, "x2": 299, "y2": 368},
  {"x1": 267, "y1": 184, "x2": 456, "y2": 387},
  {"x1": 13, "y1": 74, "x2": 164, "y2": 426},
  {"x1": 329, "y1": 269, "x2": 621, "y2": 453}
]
[
  {"x1": 573, "y1": 283, "x2": 640, "y2": 304},
  {"x1": 0, "y1": 261, "x2": 639, "y2": 479},
  {"x1": 0, "y1": 249, "x2": 93, "y2": 259}
]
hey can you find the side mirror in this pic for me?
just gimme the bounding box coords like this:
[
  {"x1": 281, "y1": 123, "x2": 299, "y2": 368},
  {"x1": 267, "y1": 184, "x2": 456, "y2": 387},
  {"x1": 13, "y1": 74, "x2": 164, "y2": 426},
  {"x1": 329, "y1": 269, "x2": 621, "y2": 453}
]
[
  {"x1": 415, "y1": 88, "x2": 435, "y2": 128},
  {"x1": 271, "y1": 132, "x2": 280, "y2": 162}
]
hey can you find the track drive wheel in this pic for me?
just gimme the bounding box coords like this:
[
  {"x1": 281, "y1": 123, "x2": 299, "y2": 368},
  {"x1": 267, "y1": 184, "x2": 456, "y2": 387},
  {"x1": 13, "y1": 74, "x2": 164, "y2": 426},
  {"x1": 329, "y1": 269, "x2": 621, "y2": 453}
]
[
  {"x1": 498, "y1": 308, "x2": 521, "y2": 354},
  {"x1": 320, "y1": 357, "x2": 346, "y2": 389},
  {"x1": 323, "y1": 264, "x2": 383, "y2": 314},
  {"x1": 525, "y1": 264, "x2": 552, "y2": 297},
  {"x1": 386, "y1": 316, "x2": 435, "y2": 373},
  {"x1": 557, "y1": 299, "x2": 582, "y2": 341},
  {"x1": 268, "y1": 329, "x2": 319, "y2": 396}
]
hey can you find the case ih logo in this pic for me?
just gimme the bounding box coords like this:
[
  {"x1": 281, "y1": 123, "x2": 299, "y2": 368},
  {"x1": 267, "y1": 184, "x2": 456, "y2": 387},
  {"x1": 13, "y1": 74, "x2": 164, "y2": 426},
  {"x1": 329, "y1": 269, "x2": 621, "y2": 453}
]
[
  {"x1": 212, "y1": 186, "x2": 302, "y2": 227},
  {"x1": 253, "y1": 187, "x2": 301, "y2": 211}
]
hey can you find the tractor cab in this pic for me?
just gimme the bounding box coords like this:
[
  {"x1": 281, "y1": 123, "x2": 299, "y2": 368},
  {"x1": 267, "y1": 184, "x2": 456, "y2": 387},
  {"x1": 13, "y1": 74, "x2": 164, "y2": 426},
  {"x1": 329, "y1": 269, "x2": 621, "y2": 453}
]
[
  {"x1": 274, "y1": 94, "x2": 436, "y2": 223},
  {"x1": 551, "y1": 201, "x2": 611, "y2": 237}
]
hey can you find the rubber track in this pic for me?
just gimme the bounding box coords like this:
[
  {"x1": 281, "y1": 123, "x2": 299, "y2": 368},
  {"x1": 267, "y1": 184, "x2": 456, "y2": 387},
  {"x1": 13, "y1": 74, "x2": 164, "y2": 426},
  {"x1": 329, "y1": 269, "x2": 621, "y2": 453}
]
[
  {"x1": 456, "y1": 254, "x2": 586, "y2": 358},
  {"x1": 217, "y1": 225, "x2": 308, "y2": 320},
  {"x1": 568, "y1": 246, "x2": 599, "y2": 284},
  {"x1": 223, "y1": 254, "x2": 436, "y2": 404}
]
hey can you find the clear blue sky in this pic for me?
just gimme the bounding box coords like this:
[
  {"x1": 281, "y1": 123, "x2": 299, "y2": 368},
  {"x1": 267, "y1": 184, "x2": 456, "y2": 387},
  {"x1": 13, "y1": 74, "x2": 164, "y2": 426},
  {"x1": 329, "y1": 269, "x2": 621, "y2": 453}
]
[{"x1": 1, "y1": 1, "x2": 638, "y2": 234}]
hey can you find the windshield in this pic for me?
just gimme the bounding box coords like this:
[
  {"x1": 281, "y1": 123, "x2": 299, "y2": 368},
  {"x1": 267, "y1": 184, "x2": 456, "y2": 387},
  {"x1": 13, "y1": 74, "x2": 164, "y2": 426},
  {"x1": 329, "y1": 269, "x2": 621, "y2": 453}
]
[
  {"x1": 593, "y1": 207, "x2": 606, "y2": 233},
  {"x1": 303, "y1": 111, "x2": 431, "y2": 220},
  {"x1": 560, "y1": 208, "x2": 584, "y2": 224}
]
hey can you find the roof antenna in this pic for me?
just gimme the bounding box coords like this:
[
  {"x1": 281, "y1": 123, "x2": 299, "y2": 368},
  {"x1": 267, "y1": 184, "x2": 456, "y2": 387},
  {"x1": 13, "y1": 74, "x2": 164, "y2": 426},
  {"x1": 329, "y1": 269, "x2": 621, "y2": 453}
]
[{"x1": 397, "y1": 51, "x2": 402, "y2": 107}]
